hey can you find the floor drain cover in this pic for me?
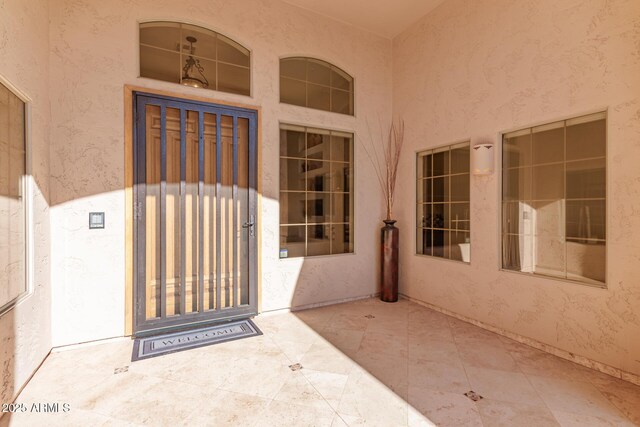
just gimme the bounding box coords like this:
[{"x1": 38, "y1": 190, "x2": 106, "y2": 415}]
[
  {"x1": 114, "y1": 366, "x2": 129, "y2": 374},
  {"x1": 464, "y1": 391, "x2": 483, "y2": 401},
  {"x1": 289, "y1": 363, "x2": 303, "y2": 371}
]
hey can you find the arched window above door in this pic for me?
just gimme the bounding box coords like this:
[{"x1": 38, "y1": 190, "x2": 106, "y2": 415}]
[
  {"x1": 139, "y1": 21, "x2": 251, "y2": 96},
  {"x1": 280, "y1": 57, "x2": 354, "y2": 115}
]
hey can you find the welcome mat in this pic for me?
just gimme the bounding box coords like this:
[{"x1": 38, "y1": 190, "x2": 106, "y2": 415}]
[{"x1": 132, "y1": 319, "x2": 262, "y2": 361}]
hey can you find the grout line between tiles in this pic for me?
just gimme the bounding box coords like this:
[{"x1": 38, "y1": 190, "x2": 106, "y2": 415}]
[
  {"x1": 446, "y1": 315, "x2": 487, "y2": 427},
  {"x1": 401, "y1": 294, "x2": 640, "y2": 387},
  {"x1": 264, "y1": 310, "x2": 348, "y2": 422},
  {"x1": 299, "y1": 368, "x2": 346, "y2": 423},
  {"x1": 577, "y1": 368, "x2": 639, "y2": 424}
]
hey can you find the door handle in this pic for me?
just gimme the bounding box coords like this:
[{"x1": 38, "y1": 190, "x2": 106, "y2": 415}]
[{"x1": 242, "y1": 215, "x2": 256, "y2": 236}]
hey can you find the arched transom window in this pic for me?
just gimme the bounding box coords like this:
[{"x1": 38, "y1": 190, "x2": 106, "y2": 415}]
[
  {"x1": 280, "y1": 57, "x2": 354, "y2": 115},
  {"x1": 140, "y1": 21, "x2": 250, "y2": 96}
]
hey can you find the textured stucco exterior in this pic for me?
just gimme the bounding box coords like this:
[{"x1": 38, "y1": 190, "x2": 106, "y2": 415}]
[
  {"x1": 48, "y1": 0, "x2": 391, "y2": 346},
  {"x1": 0, "y1": 0, "x2": 52, "y2": 406},
  {"x1": 393, "y1": 0, "x2": 640, "y2": 377},
  {"x1": 2, "y1": 0, "x2": 639, "y2": 406}
]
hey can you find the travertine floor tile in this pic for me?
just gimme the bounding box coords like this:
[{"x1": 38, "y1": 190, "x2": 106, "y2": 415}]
[
  {"x1": 408, "y1": 359, "x2": 471, "y2": 394},
  {"x1": 408, "y1": 386, "x2": 483, "y2": 427},
  {"x1": 217, "y1": 356, "x2": 292, "y2": 398},
  {"x1": 127, "y1": 349, "x2": 237, "y2": 388},
  {"x1": 408, "y1": 338, "x2": 460, "y2": 364},
  {"x1": 301, "y1": 368, "x2": 349, "y2": 409},
  {"x1": 449, "y1": 321, "x2": 505, "y2": 347},
  {"x1": 273, "y1": 371, "x2": 334, "y2": 411},
  {"x1": 465, "y1": 366, "x2": 545, "y2": 406},
  {"x1": 299, "y1": 340, "x2": 360, "y2": 375},
  {"x1": 352, "y1": 351, "x2": 409, "y2": 399},
  {"x1": 551, "y1": 409, "x2": 636, "y2": 427},
  {"x1": 511, "y1": 350, "x2": 592, "y2": 381},
  {"x1": 14, "y1": 353, "x2": 112, "y2": 406},
  {"x1": 338, "y1": 369, "x2": 408, "y2": 425},
  {"x1": 332, "y1": 412, "x2": 368, "y2": 426},
  {"x1": 586, "y1": 372, "x2": 640, "y2": 424},
  {"x1": 457, "y1": 341, "x2": 520, "y2": 373},
  {"x1": 78, "y1": 372, "x2": 209, "y2": 426},
  {"x1": 319, "y1": 328, "x2": 365, "y2": 356},
  {"x1": 528, "y1": 375, "x2": 630, "y2": 420},
  {"x1": 358, "y1": 330, "x2": 407, "y2": 359},
  {"x1": 408, "y1": 322, "x2": 456, "y2": 343},
  {"x1": 324, "y1": 313, "x2": 370, "y2": 332},
  {"x1": 260, "y1": 400, "x2": 335, "y2": 427},
  {"x1": 1, "y1": 407, "x2": 138, "y2": 427},
  {"x1": 408, "y1": 406, "x2": 439, "y2": 427},
  {"x1": 366, "y1": 317, "x2": 409, "y2": 338},
  {"x1": 7, "y1": 297, "x2": 640, "y2": 427},
  {"x1": 270, "y1": 337, "x2": 315, "y2": 363},
  {"x1": 476, "y1": 398, "x2": 560, "y2": 427},
  {"x1": 183, "y1": 390, "x2": 270, "y2": 426}
]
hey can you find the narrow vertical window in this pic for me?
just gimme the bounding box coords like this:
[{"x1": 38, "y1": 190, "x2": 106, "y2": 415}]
[
  {"x1": 501, "y1": 112, "x2": 606, "y2": 286},
  {"x1": 416, "y1": 142, "x2": 471, "y2": 262},
  {"x1": 279, "y1": 124, "x2": 354, "y2": 258},
  {"x1": 0, "y1": 80, "x2": 27, "y2": 312}
]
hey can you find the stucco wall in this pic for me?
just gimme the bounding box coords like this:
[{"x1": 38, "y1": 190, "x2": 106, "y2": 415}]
[
  {"x1": 49, "y1": 0, "x2": 391, "y2": 345},
  {"x1": 393, "y1": 0, "x2": 640, "y2": 377},
  {"x1": 0, "y1": 0, "x2": 52, "y2": 406}
]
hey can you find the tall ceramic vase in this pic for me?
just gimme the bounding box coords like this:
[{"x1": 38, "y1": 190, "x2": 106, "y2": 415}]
[{"x1": 381, "y1": 219, "x2": 399, "y2": 302}]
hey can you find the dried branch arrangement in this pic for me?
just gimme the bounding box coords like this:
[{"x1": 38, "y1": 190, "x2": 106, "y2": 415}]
[{"x1": 362, "y1": 119, "x2": 405, "y2": 221}]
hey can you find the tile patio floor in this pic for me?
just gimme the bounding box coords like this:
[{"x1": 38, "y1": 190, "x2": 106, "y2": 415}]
[{"x1": 2, "y1": 298, "x2": 639, "y2": 426}]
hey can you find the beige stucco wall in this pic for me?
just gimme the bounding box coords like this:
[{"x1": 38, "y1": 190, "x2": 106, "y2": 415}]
[
  {"x1": 49, "y1": 0, "x2": 391, "y2": 346},
  {"x1": 2, "y1": 0, "x2": 638, "y2": 400},
  {"x1": 0, "y1": 0, "x2": 52, "y2": 406},
  {"x1": 393, "y1": 0, "x2": 640, "y2": 376}
]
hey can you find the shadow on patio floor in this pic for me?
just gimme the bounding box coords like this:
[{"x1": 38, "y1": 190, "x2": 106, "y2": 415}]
[{"x1": 3, "y1": 297, "x2": 640, "y2": 426}]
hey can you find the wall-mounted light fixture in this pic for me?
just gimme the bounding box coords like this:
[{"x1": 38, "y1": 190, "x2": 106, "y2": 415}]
[
  {"x1": 181, "y1": 36, "x2": 209, "y2": 88},
  {"x1": 472, "y1": 143, "x2": 494, "y2": 175}
]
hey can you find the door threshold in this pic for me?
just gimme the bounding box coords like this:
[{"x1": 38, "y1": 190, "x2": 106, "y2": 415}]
[{"x1": 134, "y1": 312, "x2": 257, "y2": 338}]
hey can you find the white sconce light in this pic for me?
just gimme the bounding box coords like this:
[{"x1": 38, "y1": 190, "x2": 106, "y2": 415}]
[{"x1": 472, "y1": 143, "x2": 494, "y2": 175}]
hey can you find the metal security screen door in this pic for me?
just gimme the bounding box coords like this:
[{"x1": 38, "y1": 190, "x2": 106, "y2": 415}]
[{"x1": 133, "y1": 92, "x2": 258, "y2": 335}]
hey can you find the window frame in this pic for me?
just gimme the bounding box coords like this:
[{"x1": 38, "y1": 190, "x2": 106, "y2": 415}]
[
  {"x1": 415, "y1": 140, "x2": 471, "y2": 264},
  {"x1": 279, "y1": 57, "x2": 355, "y2": 116},
  {"x1": 278, "y1": 122, "x2": 356, "y2": 259},
  {"x1": 0, "y1": 75, "x2": 33, "y2": 317},
  {"x1": 498, "y1": 110, "x2": 608, "y2": 288}
]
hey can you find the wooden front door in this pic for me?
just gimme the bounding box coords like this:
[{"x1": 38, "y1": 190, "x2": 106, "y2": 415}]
[{"x1": 133, "y1": 92, "x2": 258, "y2": 335}]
